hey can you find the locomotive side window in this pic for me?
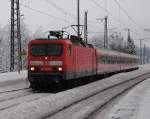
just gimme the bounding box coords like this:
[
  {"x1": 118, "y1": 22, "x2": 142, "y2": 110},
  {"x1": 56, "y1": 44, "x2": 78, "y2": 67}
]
[
  {"x1": 68, "y1": 45, "x2": 72, "y2": 56},
  {"x1": 31, "y1": 44, "x2": 62, "y2": 56}
]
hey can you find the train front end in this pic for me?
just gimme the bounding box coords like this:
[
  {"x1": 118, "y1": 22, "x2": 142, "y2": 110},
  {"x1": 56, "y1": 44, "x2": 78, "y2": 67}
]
[{"x1": 28, "y1": 39, "x2": 66, "y2": 90}]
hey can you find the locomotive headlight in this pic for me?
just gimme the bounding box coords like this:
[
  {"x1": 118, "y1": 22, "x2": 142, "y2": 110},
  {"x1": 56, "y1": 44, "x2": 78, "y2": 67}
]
[
  {"x1": 30, "y1": 67, "x2": 35, "y2": 71},
  {"x1": 58, "y1": 67, "x2": 63, "y2": 71},
  {"x1": 45, "y1": 57, "x2": 48, "y2": 60}
]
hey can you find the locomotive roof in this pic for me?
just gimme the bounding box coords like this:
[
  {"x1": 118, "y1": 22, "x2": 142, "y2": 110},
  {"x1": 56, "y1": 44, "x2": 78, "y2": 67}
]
[
  {"x1": 29, "y1": 38, "x2": 93, "y2": 48},
  {"x1": 29, "y1": 38, "x2": 72, "y2": 44}
]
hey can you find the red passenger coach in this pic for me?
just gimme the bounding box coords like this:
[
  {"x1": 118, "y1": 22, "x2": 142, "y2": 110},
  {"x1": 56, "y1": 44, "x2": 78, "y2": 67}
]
[
  {"x1": 28, "y1": 35, "x2": 97, "y2": 90},
  {"x1": 96, "y1": 50, "x2": 139, "y2": 75}
]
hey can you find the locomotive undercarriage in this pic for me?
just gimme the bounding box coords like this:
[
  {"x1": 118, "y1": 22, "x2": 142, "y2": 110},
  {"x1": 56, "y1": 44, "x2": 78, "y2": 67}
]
[{"x1": 28, "y1": 72, "x2": 64, "y2": 91}]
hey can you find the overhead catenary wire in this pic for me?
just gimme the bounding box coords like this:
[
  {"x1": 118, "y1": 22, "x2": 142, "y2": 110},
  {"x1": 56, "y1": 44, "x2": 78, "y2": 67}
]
[
  {"x1": 44, "y1": 0, "x2": 99, "y2": 30},
  {"x1": 20, "y1": 2, "x2": 100, "y2": 37},
  {"x1": 20, "y1": 0, "x2": 143, "y2": 40},
  {"x1": 114, "y1": 0, "x2": 144, "y2": 32},
  {"x1": 44, "y1": 0, "x2": 77, "y2": 20},
  {"x1": 20, "y1": 3, "x2": 73, "y2": 24},
  {"x1": 91, "y1": 0, "x2": 142, "y2": 38},
  {"x1": 91, "y1": 0, "x2": 127, "y2": 27}
]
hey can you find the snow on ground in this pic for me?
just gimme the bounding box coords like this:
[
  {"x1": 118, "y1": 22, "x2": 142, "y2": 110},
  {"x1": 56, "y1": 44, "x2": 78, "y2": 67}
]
[
  {"x1": 0, "y1": 65, "x2": 149, "y2": 119},
  {"x1": 101, "y1": 78, "x2": 150, "y2": 119},
  {"x1": 0, "y1": 70, "x2": 27, "y2": 82},
  {"x1": 136, "y1": 81, "x2": 150, "y2": 119},
  {"x1": 0, "y1": 70, "x2": 27, "y2": 88}
]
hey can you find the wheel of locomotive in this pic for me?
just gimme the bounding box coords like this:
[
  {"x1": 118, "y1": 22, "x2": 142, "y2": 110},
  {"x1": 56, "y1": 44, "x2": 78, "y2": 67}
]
[
  {"x1": 42, "y1": 83, "x2": 49, "y2": 91},
  {"x1": 77, "y1": 78, "x2": 83, "y2": 86},
  {"x1": 53, "y1": 81, "x2": 64, "y2": 92},
  {"x1": 73, "y1": 78, "x2": 82, "y2": 87},
  {"x1": 30, "y1": 83, "x2": 39, "y2": 91},
  {"x1": 65, "y1": 79, "x2": 72, "y2": 88},
  {"x1": 71, "y1": 79, "x2": 77, "y2": 88}
]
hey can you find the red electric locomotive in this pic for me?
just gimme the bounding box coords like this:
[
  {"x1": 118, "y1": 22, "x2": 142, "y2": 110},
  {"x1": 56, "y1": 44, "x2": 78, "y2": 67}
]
[{"x1": 28, "y1": 32, "x2": 97, "y2": 90}]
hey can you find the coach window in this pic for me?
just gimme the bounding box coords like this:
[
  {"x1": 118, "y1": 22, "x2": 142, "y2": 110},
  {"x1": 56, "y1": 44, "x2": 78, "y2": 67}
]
[
  {"x1": 107, "y1": 56, "x2": 110, "y2": 64},
  {"x1": 122, "y1": 57, "x2": 125, "y2": 63},
  {"x1": 116, "y1": 57, "x2": 118, "y2": 63},
  {"x1": 109, "y1": 56, "x2": 111, "y2": 64},
  {"x1": 113, "y1": 57, "x2": 115, "y2": 64},
  {"x1": 127, "y1": 58, "x2": 130, "y2": 64},
  {"x1": 115, "y1": 57, "x2": 117, "y2": 63},
  {"x1": 110, "y1": 56, "x2": 112, "y2": 64},
  {"x1": 106, "y1": 56, "x2": 109, "y2": 64},
  {"x1": 99, "y1": 56, "x2": 101, "y2": 63},
  {"x1": 115, "y1": 57, "x2": 117, "y2": 64},
  {"x1": 119, "y1": 57, "x2": 122, "y2": 64},
  {"x1": 104, "y1": 56, "x2": 106, "y2": 64},
  {"x1": 111, "y1": 57, "x2": 114, "y2": 64},
  {"x1": 98, "y1": 56, "x2": 101, "y2": 63},
  {"x1": 100, "y1": 56, "x2": 103, "y2": 64},
  {"x1": 111, "y1": 57, "x2": 113, "y2": 64},
  {"x1": 123, "y1": 58, "x2": 125, "y2": 63},
  {"x1": 100, "y1": 55, "x2": 105, "y2": 64}
]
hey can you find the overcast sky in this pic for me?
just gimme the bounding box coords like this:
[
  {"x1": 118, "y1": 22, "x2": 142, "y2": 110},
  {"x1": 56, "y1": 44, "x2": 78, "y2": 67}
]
[{"x1": 0, "y1": 0, "x2": 150, "y2": 46}]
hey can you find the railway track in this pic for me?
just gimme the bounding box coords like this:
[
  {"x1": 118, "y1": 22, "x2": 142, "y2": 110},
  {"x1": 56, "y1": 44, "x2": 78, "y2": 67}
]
[
  {"x1": 0, "y1": 88, "x2": 54, "y2": 112},
  {"x1": 46, "y1": 73, "x2": 150, "y2": 119},
  {"x1": 0, "y1": 80, "x2": 29, "y2": 94},
  {"x1": 90, "y1": 77, "x2": 150, "y2": 119},
  {"x1": 0, "y1": 93, "x2": 52, "y2": 111},
  {"x1": 0, "y1": 80, "x2": 55, "y2": 111},
  {"x1": 0, "y1": 88, "x2": 32, "y2": 102},
  {"x1": 0, "y1": 87, "x2": 30, "y2": 94}
]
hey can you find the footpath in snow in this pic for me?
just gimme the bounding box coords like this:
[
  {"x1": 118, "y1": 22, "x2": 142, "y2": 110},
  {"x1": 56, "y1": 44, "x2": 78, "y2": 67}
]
[
  {"x1": 0, "y1": 70, "x2": 28, "y2": 91},
  {"x1": 0, "y1": 70, "x2": 27, "y2": 86},
  {"x1": 0, "y1": 70, "x2": 27, "y2": 82}
]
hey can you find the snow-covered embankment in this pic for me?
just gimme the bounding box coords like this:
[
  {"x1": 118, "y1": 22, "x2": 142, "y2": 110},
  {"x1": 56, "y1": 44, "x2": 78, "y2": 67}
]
[{"x1": 0, "y1": 70, "x2": 27, "y2": 87}]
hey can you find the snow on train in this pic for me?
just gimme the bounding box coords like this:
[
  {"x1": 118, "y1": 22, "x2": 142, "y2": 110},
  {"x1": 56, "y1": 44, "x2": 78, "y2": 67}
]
[{"x1": 28, "y1": 31, "x2": 139, "y2": 90}]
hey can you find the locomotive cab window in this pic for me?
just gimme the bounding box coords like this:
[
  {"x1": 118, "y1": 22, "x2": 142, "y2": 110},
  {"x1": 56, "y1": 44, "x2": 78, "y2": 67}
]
[{"x1": 31, "y1": 44, "x2": 62, "y2": 56}]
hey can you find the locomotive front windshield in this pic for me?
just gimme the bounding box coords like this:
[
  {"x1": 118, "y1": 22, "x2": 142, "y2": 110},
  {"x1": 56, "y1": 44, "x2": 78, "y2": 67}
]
[{"x1": 30, "y1": 44, "x2": 62, "y2": 56}]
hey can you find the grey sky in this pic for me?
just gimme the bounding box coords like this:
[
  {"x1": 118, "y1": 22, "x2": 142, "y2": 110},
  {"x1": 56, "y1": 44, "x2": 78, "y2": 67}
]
[{"x1": 0, "y1": 0, "x2": 150, "y2": 46}]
